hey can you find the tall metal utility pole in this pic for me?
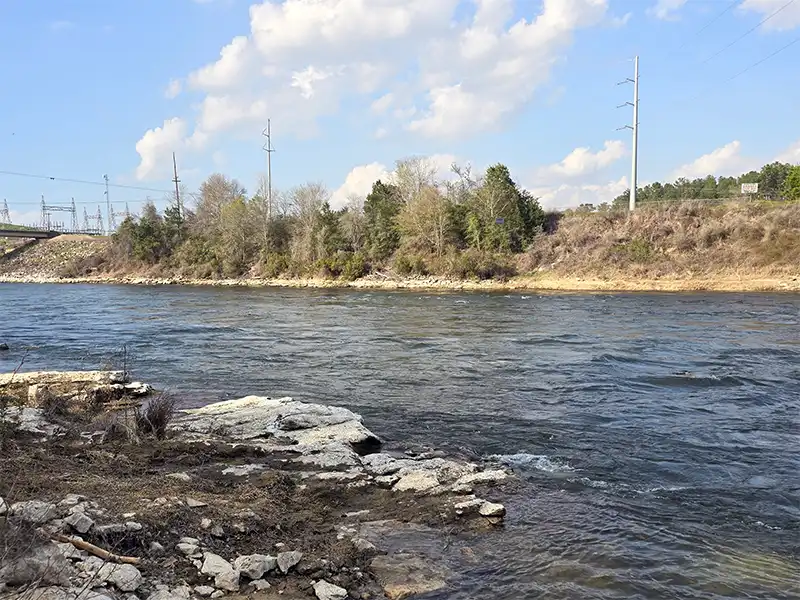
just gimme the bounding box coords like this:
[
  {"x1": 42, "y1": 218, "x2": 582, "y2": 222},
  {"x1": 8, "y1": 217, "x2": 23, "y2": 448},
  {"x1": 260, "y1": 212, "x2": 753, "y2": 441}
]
[
  {"x1": 617, "y1": 55, "x2": 640, "y2": 211},
  {"x1": 262, "y1": 119, "x2": 275, "y2": 221},
  {"x1": 172, "y1": 152, "x2": 182, "y2": 218},
  {"x1": 0, "y1": 199, "x2": 10, "y2": 223},
  {"x1": 103, "y1": 174, "x2": 111, "y2": 234}
]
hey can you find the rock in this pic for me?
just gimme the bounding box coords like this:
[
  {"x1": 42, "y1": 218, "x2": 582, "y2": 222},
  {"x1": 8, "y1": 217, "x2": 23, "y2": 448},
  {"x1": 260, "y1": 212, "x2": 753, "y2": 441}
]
[
  {"x1": 9, "y1": 500, "x2": 59, "y2": 523},
  {"x1": 0, "y1": 543, "x2": 74, "y2": 586},
  {"x1": 125, "y1": 521, "x2": 143, "y2": 531},
  {"x1": 250, "y1": 580, "x2": 271, "y2": 591},
  {"x1": 454, "y1": 469, "x2": 509, "y2": 486},
  {"x1": 55, "y1": 541, "x2": 85, "y2": 560},
  {"x1": 210, "y1": 524, "x2": 225, "y2": 537},
  {"x1": 210, "y1": 592, "x2": 224, "y2": 599},
  {"x1": 95, "y1": 523, "x2": 126, "y2": 535},
  {"x1": 194, "y1": 586, "x2": 215, "y2": 597},
  {"x1": 353, "y1": 538, "x2": 376, "y2": 553},
  {"x1": 147, "y1": 588, "x2": 191, "y2": 600},
  {"x1": 1, "y1": 407, "x2": 61, "y2": 437},
  {"x1": 313, "y1": 580, "x2": 348, "y2": 600},
  {"x1": 276, "y1": 550, "x2": 303, "y2": 574},
  {"x1": 174, "y1": 396, "x2": 380, "y2": 449},
  {"x1": 64, "y1": 511, "x2": 94, "y2": 533},
  {"x1": 97, "y1": 563, "x2": 143, "y2": 592},
  {"x1": 180, "y1": 536, "x2": 200, "y2": 545},
  {"x1": 200, "y1": 517, "x2": 213, "y2": 529},
  {"x1": 0, "y1": 342, "x2": 9, "y2": 351},
  {"x1": 478, "y1": 501, "x2": 506, "y2": 518},
  {"x1": 176, "y1": 542, "x2": 199, "y2": 556},
  {"x1": 186, "y1": 497, "x2": 208, "y2": 508},
  {"x1": 0, "y1": 496, "x2": 7, "y2": 515},
  {"x1": 166, "y1": 472, "x2": 191, "y2": 482},
  {"x1": 233, "y1": 554, "x2": 277, "y2": 579},
  {"x1": 124, "y1": 381, "x2": 152, "y2": 396},
  {"x1": 57, "y1": 494, "x2": 86, "y2": 509},
  {"x1": 453, "y1": 498, "x2": 483, "y2": 515},
  {"x1": 150, "y1": 541, "x2": 165, "y2": 553},
  {"x1": 201, "y1": 552, "x2": 234, "y2": 577},
  {"x1": 392, "y1": 471, "x2": 440, "y2": 493},
  {"x1": 214, "y1": 568, "x2": 241, "y2": 592},
  {"x1": 360, "y1": 454, "x2": 415, "y2": 476},
  {"x1": 370, "y1": 554, "x2": 450, "y2": 600}
]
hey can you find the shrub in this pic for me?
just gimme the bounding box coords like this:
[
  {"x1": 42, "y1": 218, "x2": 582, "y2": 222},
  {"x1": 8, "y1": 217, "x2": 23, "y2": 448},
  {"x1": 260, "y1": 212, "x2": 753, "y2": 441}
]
[
  {"x1": 135, "y1": 393, "x2": 176, "y2": 440},
  {"x1": 259, "y1": 253, "x2": 290, "y2": 278},
  {"x1": 341, "y1": 253, "x2": 369, "y2": 281},
  {"x1": 393, "y1": 252, "x2": 428, "y2": 276}
]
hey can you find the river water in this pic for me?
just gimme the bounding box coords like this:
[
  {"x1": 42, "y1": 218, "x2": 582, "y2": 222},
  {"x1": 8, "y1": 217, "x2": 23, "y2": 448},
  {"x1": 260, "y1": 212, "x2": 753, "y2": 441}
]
[{"x1": 2, "y1": 283, "x2": 798, "y2": 599}]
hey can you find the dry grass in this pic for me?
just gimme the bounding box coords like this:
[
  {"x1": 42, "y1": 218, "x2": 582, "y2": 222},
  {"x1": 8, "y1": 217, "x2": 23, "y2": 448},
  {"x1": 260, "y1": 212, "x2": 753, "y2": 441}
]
[{"x1": 521, "y1": 201, "x2": 800, "y2": 280}]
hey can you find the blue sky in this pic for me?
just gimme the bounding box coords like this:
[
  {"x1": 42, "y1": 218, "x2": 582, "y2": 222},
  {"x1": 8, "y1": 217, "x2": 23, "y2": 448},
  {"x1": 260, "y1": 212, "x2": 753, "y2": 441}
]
[{"x1": 1, "y1": 0, "x2": 798, "y2": 226}]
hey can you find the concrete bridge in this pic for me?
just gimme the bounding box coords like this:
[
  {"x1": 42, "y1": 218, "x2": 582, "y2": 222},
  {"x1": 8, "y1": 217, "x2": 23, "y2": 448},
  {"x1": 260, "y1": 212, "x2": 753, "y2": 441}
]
[{"x1": 0, "y1": 228, "x2": 62, "y2": 239}]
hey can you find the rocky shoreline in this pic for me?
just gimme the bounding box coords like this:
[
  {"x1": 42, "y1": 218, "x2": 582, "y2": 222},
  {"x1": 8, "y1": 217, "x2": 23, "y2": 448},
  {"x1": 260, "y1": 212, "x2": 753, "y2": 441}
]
[
  {"x1": 1, "y1": 372, "x2": 513, "y2": 600},
  {"x1": 1, "y1": 273, "x2": 799, "y2": 293}
]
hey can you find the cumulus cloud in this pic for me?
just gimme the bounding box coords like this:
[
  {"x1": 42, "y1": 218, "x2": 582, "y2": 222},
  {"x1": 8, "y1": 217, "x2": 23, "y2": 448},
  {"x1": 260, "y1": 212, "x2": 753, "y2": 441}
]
[
  {"x1": 330, "y1": 154, "x2": 459, "y2": 209},
  {"x1": 775, "y1": 139, "x2": 800, "y2": 164},
  {"x1": 669, "y1": 141, "x2": 760, "y2": 180},
  {"x1": 648, "y1": 0, "x2": 688, "y2": 21},
  {"x1": 529, "y1": 176, "x2": 629, "y2": 211},
  {"x1": 134, "y1": 118, "x2": 188, "y2": 180},
  {"x1": 740, "y1": 0, "x2": 800, "y2": 31},
  {"x1": 538, "y1": 140, "x2": 626, "y2": 180},
  {"x1": 133, "y1": 0, "x2": 610, "y2": 180}
]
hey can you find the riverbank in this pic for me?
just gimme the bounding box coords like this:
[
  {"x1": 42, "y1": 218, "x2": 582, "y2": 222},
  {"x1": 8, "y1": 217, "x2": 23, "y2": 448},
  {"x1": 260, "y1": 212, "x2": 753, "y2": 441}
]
[
  {"x1": 1, "y1": 371, "x2": 512, "y2": 600},
  {"x1": 1, "y1": 272, "x2": 798, "y2": 292}
]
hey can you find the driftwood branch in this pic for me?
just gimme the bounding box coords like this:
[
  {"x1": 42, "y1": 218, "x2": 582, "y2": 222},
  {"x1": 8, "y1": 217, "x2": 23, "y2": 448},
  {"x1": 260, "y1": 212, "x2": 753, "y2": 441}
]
[{"x1": 50, "y1": 533, "x2": 142, "y2": 565}]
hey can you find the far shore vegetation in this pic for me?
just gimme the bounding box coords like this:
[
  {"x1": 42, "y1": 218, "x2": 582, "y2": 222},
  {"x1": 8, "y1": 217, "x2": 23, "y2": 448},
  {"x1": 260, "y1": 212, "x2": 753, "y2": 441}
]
[{"x1": 11, "y1": 157, "x2": 800, "y2": 283}]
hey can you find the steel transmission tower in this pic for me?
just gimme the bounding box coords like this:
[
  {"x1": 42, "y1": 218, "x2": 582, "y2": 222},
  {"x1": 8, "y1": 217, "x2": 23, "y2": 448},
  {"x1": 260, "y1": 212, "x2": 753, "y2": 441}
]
[
  {"x1": 0, "y1": 199, "x2": 10, "y2": 223},
  {"x1": 617, "y1": 55, "x2": 640, "y2": 212}
]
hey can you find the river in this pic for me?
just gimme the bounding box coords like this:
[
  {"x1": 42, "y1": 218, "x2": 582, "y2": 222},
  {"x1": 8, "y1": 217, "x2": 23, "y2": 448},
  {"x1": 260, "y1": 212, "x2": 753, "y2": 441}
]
[{"x1": 1, "y1": 283, "x2": 798, "y2": 599}]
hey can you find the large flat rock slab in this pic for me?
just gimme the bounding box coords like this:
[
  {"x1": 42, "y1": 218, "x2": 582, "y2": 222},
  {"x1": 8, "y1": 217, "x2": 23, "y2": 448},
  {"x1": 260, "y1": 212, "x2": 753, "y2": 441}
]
[
  {"x1": 173, "y1": 396, "x2": 381, "y2": 448},
  {"x1": 0, "y1": 370, "x2": 126, "y2": 387}
]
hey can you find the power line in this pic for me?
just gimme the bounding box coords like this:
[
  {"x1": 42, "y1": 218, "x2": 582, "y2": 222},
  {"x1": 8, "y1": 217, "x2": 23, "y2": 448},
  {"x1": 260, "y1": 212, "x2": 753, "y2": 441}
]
[
  {"x1": 685, "y1": 34, "x2": 800, "y2": 102},
  {"x1": 700, "y1": 0, "x2": 796, "y2": 64},
  {"x1": 679, "y1": 0, "x2": 739, "y2": 47},
  {"x1": 0, "y1": 168, "x2": 173, "y2": 194}
]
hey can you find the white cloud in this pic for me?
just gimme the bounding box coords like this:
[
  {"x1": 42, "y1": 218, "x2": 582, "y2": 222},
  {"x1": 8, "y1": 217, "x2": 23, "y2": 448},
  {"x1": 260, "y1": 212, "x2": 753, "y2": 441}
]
[
  {"x1": 775, "y1": 139, "x2": 800, "y2": 164},
  {"x1": 669, "y1": 141, "x2": 760, "y2": 180},
  {"x1": 529, "y1": 176, "x2": 629, "y2": 210},
  {"x1": 648, "y1": 0, "x2": 688, "y2": 21},
  {"x1": 330, "y1": 162, "x2": 392, "y2": 209},
  {"x1": 740, "y1": 0, "x2": 800, "y2": 31},
  {"x1": 134, "y1": 117, "x2": 188, "y2": 180},
  {"x1": 538, "y1": 140, "x2": 626, "y2": 180},
  {"x1": 330, "y1": 153, "x2": 458, "y2": 209},
  {"x1": 133, "y1": 0, "x2": 611, "y2": 179},
  {"x1": 165, "y1": 79, "x2": 182, "y2": 99}
]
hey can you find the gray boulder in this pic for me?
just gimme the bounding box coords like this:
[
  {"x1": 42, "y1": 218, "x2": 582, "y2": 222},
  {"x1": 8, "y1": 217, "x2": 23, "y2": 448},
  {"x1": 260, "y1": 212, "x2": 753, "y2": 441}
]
[
  {"x1": 233, "y1": 554, "x2": 276, "y2": 579},
  {"x1": 313, "y1": 580, "x2": 348, "y2": 600},
  {"x1": 276, "y1": 550, "x2": 303, "y2": 574},
  {"x1": 9, "y1": 500, "x2": 59, "y2": 524},
  {"x1": 96, "y1": 563, "x2": 143, "y2": 592},
  {"x1": 0, "y1": 543, "x2": 74, "y2": 586}
]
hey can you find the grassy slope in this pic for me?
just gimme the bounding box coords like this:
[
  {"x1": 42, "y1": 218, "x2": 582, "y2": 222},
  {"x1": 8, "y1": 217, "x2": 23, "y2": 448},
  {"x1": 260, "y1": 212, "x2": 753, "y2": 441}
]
[{"x1": 522, "y1": 201, "x2": 800, "y2": 281}]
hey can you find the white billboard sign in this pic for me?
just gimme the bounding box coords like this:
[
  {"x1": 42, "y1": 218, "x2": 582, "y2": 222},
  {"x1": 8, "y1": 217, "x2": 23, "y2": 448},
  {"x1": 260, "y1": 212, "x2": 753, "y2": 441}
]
[{"x1": 741, "y1": 183, "x2": 759, "y2": 194}]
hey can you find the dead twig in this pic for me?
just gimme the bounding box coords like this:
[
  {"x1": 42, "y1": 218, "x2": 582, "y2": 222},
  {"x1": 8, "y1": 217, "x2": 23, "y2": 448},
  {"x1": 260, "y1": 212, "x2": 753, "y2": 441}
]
[{"x1": 49, "y1": 533, "x2": 142, "y2": 565}]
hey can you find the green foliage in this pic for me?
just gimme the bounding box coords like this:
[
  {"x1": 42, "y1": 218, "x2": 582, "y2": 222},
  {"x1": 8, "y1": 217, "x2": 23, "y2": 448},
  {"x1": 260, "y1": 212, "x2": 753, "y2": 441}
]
[
  {"x1": 612, "y1": 161, "x2": 799, "y2": 207},
  {"x1": 612, "y1": 238, "x2": 654, "y2": 263},
  {"x1": 363, "y1": 180, "x2": 402, "y2": 261},
  {"x1": 784, "y1": 166, "x2": 800, "y2": 200},
  {"x1": 394, "y1": 252, "x2": 429, "y2": 276}
]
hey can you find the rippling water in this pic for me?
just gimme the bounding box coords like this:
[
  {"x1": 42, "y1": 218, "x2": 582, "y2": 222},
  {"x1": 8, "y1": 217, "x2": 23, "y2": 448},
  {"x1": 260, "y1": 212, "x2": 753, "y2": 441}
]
[{"x1": 2, "y1": 283, "x2": 799, "y2": 599}]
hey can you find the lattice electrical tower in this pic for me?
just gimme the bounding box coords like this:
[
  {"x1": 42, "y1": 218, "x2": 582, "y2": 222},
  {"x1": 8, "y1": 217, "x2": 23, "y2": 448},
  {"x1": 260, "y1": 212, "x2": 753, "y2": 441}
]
[
  {"x1": 41, "y1": 196, "x2": 78, "y2": 231},
  {"x1": 0, "y1": 199, "x2": 10, "y2": 223}
]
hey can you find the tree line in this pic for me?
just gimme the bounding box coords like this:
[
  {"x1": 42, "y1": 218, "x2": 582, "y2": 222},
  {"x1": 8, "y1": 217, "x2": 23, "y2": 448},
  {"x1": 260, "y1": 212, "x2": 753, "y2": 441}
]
[
  {"x1": 603, "y1": 161, "x2": 800, "y2": 211},
  {"x1": 110, "y1": 158, "x2": 547, "y2": 281}
]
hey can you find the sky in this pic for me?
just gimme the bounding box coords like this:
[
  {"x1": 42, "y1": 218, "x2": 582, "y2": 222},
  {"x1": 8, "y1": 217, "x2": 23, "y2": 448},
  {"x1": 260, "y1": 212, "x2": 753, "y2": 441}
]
[{"x1": 1, "y1": 0, "x2": 799, "y2": 227}]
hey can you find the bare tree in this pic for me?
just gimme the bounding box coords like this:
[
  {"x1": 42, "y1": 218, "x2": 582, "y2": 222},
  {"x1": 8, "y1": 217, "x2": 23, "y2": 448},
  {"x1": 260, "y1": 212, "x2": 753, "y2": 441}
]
[
  {"x1": 394, "y1": 157, "x2": 439, "y2": 205},
  {"x1": 288, "y1": 182, "x2": 329, "y2": 264},
  {"x1": 396, "y1": 186, "x2": 450, "y2": 256},
  {"x1": 340, "y1": 194, "x2": 366, "y2": 252}
]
